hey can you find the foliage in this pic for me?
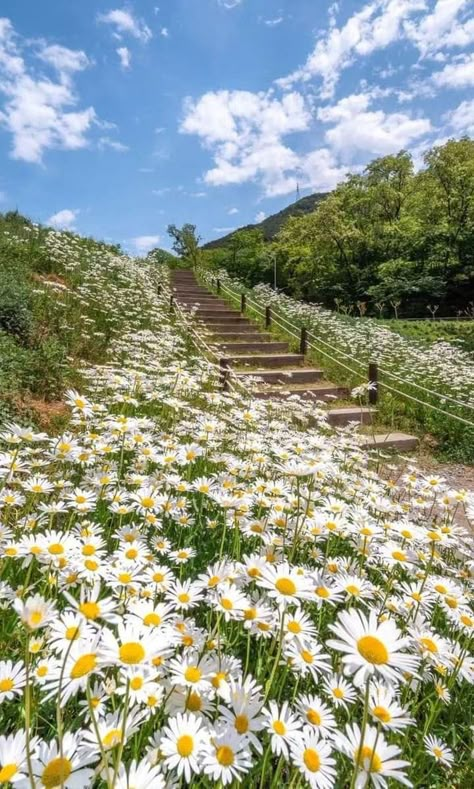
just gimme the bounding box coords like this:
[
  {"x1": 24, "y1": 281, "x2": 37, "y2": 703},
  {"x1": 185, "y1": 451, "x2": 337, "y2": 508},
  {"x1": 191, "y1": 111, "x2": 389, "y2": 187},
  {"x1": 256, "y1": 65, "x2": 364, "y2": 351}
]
[
  {"x1": 167, "y1": 223, "x2": 202, "y2": 267},
  {"x1": 201, "y1": 139, "x2": 474, "y2": 317}
]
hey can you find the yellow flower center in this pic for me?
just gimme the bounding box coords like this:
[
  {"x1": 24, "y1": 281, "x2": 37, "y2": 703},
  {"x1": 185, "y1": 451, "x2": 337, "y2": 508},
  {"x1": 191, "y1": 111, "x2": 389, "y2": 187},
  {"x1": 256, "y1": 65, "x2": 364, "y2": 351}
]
[
  {"x1": 461, "y1": 614, "x2": 473, "y2": 627},
  {"x1": 307, "y1": 709, "x2": 321, "y2": 725},
  {"x1": 144, "y1": 612, "x2": 161, "y2": 627},
  {"x1": 221, "y1": 597, "x2": 233, "y2": 610},
  {"x1": 433, "y1": 747, "x2": 443, "y2": 759},
  {"x1": 333, "y1": 688, "x2": 344, "y2": 699},
  {"x1": 303, "y1": 748, "x2": 321, "y2": 773},
  {"x1": 216, "y1": 746, "x2": 234, "y2": 766},
  {"x1": 234, "y1": 714, "x2": 249, "y2": 734},
  {"x1": 141, "y1": 497, "x2": 155, "y2": 508},
  {"x1": 102, "y1": 729, "x2": 122, "y2": 748},
  {"x1": 445, "y1": 596, "x2": 458, "y2": 609},
  {"x1": 48, "y1": 543, "x2": 64, "y2": 555},
  {"x1": 177, "y1": 735, "x2": 194, "y2": 757},
  {"x1": 273, "y1": 720, "x2": 286, "y2": 735},
  {"x1": 315, "y1": 586, "x2": 329, "y2": 598},
  {"x1": 212, "y1": 671, "x2": 227, "y2": 688},
  {"x1": 42, "y1": 758, "x2": 72, "y2": 788},
  {"x1": 420, "y1": 637, "x2": 438, "y2": 653},
  {"x1": 65, "y1": 626, "x2": 80, "y2": 641},
  {"x1": 85, "y1": 559, "x2": 99, "y2": 571},
  {"x1": 0, "y1": 764, "x2": 17, "y2": 782},
  {"x1": 30, "y1": 611, "x2": 44, "y2": 627},
  {"x1": 275, "y1": 577, "x2": 296, "y2": 596},
  {"x1": 391, "y1": 550, "x2": 406, "y2": 561},
  {"x1": 178, "y1": 593, "x2": 190, "y2": 604},
  {"x1": 244, "y1": 608, "x2": 257, "y2": 620},
  {"x1": 427, "y1": 531, "x2": 441, "y2": 542},
  {"x1": 130, "y1": 676, "x2": 143, "y2": 690},
  {"x1": 357, "y1": 635, "x2": 388, "y2": 665},
  {"x1": 184, "y1": 666, "x2": 202, "y2": 683},
  {"x1": 287, "y1": 620, "x2": 302, "y2": 634},
  {"x1": 119, "y1": 642, "x2": 145, "y2": 664},
  {"x1": 37, "y1": 666, "x2": 48, "y2": 677},
  {"x1": 79, "y1": 601, "x2": 100, "y2": 620},
  {"x1": 0, "y1": 678, "x2": 14, "y2": 692},
  {"x1": 208, "y1": 575, "x2": 220, "y2": 587},
  {"x1": 186, "y1": 692, "x2": 202, "y2": 712},
  {"x1": 118, "y1": 572, "x2": 132, "y2": 584},
  {"x1": 301, "y1": 650, "x2": 314, "y2": 664},
  {"x1": 372, "y1": 705, "x2": 391, "y2": 723},
  {"x1": 357, "y1": 746, "x2": 382, "y2": 772},
  {"x1": 153, "y1": 572, "x2": 165, "y2": 583},
  {"x1": 434, "y1": 584, "x2": 447, "y2": 594},
  {"x1": 70, "y1": 653, "x2": 97, "y2": 679},
  {"x1": 126, "y1": 548, "x2": 138, "y2": 560},
  {"x1": 346, "y1": 585, "x2": 360, "y2": 596}
]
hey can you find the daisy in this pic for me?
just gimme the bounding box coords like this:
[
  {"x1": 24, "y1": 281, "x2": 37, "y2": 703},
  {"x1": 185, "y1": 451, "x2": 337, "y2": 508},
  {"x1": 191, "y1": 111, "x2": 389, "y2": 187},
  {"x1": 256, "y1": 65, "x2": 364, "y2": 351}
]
[
  {"x1": 0, "y1": 730, "x2": 37, "y2": 785},
  {"x1": 13, "y1": 595, "x2": 57, "y2": 631},
  {"x1": 202, "y1": 728, "x2": 252, "y2": 786},
  {"x1": 290, "y1": 729, "x2": 337, "y2": 789},
  {"x1": 336, "y1": 723, "x2": 411, "y2": 788},
  {"x1": 262, "y1": 701, "x2": 302, "y2": 757},
  {"x1": 323, "y1": 675, "x2": 357, "y2": 710},
  {"x1": 160, "y1": 712, "x2": 209, "y2": 783},
  {"x1": 424, "y1": 734, "x2": 454, "y2": 767},
  {"x1": 258, "y1": 562, "x2": 311, "y2": 606},
  {"x1": 168, "y1": 653, "x2": 214, "y2": 693},
  {"x1": 212, "y1": 583, "x2": 249, "y2": 621},
  {"x1": 327, "y1": 609, "x2": 419, "y2": 686},
  {"x1": 166, "y1": 579, "x2": 203, "y2": 611},
  {"x1": 99, "y1": 623, "x2": 164, "y2": 669},
  {"x1": 43, "y1": 640, "x2": 101, "y2": 703},
  {"x1": 368, "y1": 684, "x2": 414, "y2": 731},
  {"x1": 0, "y1": 661, "x2": 26, "y2": 702},
  {"x1": 295, "y1": 695, "x2": 337, "y2": 738},
  {"x1": 285, "y1": 639, "x2": 332, "y2": 680},
  {"x1": 29, "y1": 731, "x2": 96, "y2": 788},
  {"x1": 114, "y1": 758, "x2": 166, "y2": 789}
]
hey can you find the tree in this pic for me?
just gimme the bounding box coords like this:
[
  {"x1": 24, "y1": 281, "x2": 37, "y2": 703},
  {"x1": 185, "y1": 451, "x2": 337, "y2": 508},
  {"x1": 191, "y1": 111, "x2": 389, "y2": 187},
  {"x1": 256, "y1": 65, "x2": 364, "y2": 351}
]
[{"x1": 166, "y1": 224, "x2": 201, "y2": 267}]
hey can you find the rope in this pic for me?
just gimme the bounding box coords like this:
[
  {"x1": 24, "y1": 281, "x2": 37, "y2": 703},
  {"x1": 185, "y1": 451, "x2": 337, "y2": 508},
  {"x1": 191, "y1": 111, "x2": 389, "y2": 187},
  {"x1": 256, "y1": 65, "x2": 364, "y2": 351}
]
[
  {"x1": 307, "y1": 340, "x2": 365, "y2": 380},
  {"x1": 379, "y1": 380, "x2": 474, "y2": 428},
  {"x1": 376, "y1": 365, "x2": 474, "y2": 411}
]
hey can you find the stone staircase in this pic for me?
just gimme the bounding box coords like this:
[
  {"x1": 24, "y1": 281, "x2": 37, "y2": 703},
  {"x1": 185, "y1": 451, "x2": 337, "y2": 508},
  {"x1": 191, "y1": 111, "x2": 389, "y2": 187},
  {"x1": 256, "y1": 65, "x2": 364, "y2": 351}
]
[{"x1": 171, "y1": 271, "x2": 418, "y2": 452}]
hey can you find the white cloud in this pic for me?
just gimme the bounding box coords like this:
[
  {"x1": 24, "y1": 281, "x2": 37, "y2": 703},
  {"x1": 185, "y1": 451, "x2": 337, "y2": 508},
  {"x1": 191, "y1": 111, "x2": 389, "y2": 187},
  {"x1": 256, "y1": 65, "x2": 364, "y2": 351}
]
[
  {"x1": 404, "y1": 0, "x2": 473, "y2": 56},
  {"x1": 300, "y1": 148, "x2": 349, "y2": 192},
  {"x1": 190, "y1": 191, "x2": 207, "y2": 197},
  {"x1": 228, "y1": 207, "x2": 239, "y2": 214},
  {"x1": 98, "y1": 136, "x2": 129, "y2": 152},
  {"x1": 213, "y1": 226, "x2": 236, "y2": 233},
  {"x1": 160, "y1": 27, "x2": 169, "y2": 38},
  {"x1": 98, "y1": 9, "x2": 152, "y2": 43},
  {"x1": 264, "y1": 17, "x2": 284, "y2": 27},
  {"x1": 116, "y1": 46, "x2": 131, "y2": 69},
  {"x1": 218, "y1": 1, "x2": 243, "y2": 8},
  {"x1": 255, "y1": 211, "x2": 266, "y2": 222},
  {"x1": 152, "y1": 187, "x2": 172, "y2": 196},
  {"x1": 180, "y1": 89, "x2": 311, "y2": 196},
  {"x1": 131, "y1": 234, "x2": 161, "y2": 253},
  {"x1": 317, "y1": 92, "x2": 431, "y2": 156},
  {"x1": 37, "y1": 44, "x2": 90, "y2": 75},
  {"x1": 432, "y1": 53, "x2": 474, "y2": 88},
  {"x1": 48, "y1": 208, "x2": 79, "y2": 229},
  {"x1": 277, "y1": 0, "x2": 425, "y2": 98},
  {"x1": 0, "y1": 19, "x2": 96, "y2": 163},
  {"x1": 444, "y1": 98, "x2": 474, "y2": 135}
]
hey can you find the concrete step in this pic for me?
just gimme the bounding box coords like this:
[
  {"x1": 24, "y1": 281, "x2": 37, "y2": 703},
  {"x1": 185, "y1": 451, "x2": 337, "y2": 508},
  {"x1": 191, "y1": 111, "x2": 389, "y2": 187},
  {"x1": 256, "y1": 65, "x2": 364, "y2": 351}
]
[
  {"x1": 361, "y1": 432, "x2": 419, "y2": 451},
  {"x1": 327, "y1": 407, "x2": 375, "y2": 426},
  {"x1": 253, "y1": 383, "x2": 348, "y2": 401},
  {"x1": 179, "y1": 298, "x2": 228, "y2": 307},
  {"x1": 235, "y1": 368, "x2": 324, "y2": 384},
  {"x1": 219, "y1": 341, "x2": 289, "y2": 354},
  {"x1": 222, "y1": 353, "x2": 305, "y2": 369},
  {"x1": 196, "y1": 309, "x2": 241, "y2": 318},
  {"x1": 212, "y1": 331, "x2": 273, "y2": 341}
]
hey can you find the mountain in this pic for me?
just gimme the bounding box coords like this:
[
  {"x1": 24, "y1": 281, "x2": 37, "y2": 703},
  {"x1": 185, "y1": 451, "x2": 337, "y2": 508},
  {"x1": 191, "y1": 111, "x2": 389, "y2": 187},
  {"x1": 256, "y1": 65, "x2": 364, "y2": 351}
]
[{"x1": 202, "y1": 191, "x2": 328, "y2": 249}]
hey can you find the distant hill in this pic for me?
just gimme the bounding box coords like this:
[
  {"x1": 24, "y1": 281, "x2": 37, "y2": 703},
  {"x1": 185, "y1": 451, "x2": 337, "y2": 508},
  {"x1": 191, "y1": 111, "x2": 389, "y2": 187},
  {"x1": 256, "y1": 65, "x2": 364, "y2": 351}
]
[{"x1": 203, "y1": 191, "x2": 328, "y2": 249}]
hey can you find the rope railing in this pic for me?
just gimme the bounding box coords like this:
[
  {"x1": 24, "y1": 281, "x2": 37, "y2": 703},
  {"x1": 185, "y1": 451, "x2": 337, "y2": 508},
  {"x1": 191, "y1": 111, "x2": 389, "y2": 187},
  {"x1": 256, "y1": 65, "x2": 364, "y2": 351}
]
[{"x1": 201, "y1": 271, "x2": 474, "y2": 428}]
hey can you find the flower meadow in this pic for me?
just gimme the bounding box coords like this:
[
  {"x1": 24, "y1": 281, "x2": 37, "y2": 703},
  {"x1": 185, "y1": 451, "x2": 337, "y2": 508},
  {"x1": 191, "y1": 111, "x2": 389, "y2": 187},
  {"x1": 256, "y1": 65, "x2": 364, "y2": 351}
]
[{"x1": 0, "y1": 230, "x2": 473, "y2": 788}]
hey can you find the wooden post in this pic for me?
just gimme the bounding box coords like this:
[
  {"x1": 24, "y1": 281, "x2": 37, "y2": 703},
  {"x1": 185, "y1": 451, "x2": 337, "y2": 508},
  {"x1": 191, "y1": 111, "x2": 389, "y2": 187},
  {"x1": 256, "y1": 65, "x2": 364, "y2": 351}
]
[
  {"x1": 265, "y1": 306, "x2": 272, "y2": 328},
  {"x1": 300, "y1": 326, "x2": 308, "y2": 355},
  {"x1": 157, "y1": 284, "x2": 162, "y2": 295},
  {"x1": 216, "y1": 279, "x2": 221, "y2": 294},
  {"x1": 220, "y1": 359, "x2": 230, "y2": 392},
  {"x1": 241, "y1": 294, "x2": 246, "y2": 314},
  {"x1": 368, "y1": 362, "x2": 378, "y2": 405},
  {"x1": 170, "y1": 295, "x2": 174, "y2": 311}
]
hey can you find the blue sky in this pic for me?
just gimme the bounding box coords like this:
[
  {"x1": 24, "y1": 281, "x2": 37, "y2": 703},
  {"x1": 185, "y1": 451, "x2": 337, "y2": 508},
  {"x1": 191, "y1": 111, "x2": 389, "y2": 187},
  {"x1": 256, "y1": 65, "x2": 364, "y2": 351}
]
[{"x1": 0, "y1": 1, "x2": 473, "y2": 253}]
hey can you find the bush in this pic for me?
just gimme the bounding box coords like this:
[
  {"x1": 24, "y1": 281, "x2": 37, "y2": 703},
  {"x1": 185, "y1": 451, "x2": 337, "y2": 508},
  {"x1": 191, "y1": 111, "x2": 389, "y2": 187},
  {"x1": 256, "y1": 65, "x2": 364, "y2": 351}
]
[{"x1": 0, "y1": 275, "x2": 32, "y2": 342}]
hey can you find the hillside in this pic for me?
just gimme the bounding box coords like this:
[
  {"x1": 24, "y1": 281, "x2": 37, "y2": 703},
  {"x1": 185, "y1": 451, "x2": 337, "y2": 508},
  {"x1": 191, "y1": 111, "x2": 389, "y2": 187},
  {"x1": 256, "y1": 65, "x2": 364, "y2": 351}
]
[{"x1": 203, "y1": 191, "x2": 327, "y2": 248}]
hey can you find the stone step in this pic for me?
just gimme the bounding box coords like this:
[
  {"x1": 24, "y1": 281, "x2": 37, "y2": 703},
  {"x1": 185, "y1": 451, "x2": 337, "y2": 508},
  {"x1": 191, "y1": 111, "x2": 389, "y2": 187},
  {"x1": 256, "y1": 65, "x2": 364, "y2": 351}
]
[
  {"x1": 212, "y1": 331, "x2": 273, "y2": 342},
  {"x1": 361, "y1": 432, "x2": 419, "y2": 451},
  {"x1": 253, "y1": 383, "x2": 348, "y2": 401},
  {"x1": 222, "y1": 353, "x2": 305, "y2": 369},
  {"x1": 219, "y1": 341, "x2": 289, "y2": 354},
  {"x1": 179, "y1": 298, "x2": 228, "y2": 307},
  {"x1": 235, "y1": 368, "x2": 324, "y2": 384},
  {"x1": 196, "y1": 309, "x2": 242, "y2": 318},
  {"x1": 327, "y1": 407, "x2": 375, "y2": 426},
  {"x1": 202, "y1": 316, "x2": 253, "y2": 326}
]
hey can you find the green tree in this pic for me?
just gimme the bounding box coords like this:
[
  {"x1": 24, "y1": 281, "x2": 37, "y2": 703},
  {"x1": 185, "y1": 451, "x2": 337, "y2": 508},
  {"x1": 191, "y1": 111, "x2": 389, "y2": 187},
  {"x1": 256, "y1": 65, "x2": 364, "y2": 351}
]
[{"x1": 167, "y1": 224, "x2": 201, "y2": 267}]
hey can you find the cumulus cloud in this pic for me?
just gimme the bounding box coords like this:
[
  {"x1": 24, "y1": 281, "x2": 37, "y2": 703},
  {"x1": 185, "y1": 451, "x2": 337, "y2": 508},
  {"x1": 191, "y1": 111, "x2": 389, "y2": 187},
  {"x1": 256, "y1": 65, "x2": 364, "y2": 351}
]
[
  {"x1": 180, "y1": 89, "x2": 311, "y2": 196},
  {"x1": 404, "y1": 0, "x2": 474, "y2": 56},
  {"x1": 98, "y1": 8, "x2": 152, "y2": 43},
  {"x1": 277, "y1": 0, "x2": 425, "y2": 97},
  {"x1": 116, "y1": 46, "x2": 131, "y2": 69},
  {"x1": 264, "y1": 18, "x2": 284, "y2": 27},
  {"x1": 131, "y1": 235, "x2": 161, "y2": 253},
  {"x1": 432, "y1": 53, "x2": 474, "y2": 88},
  {"x1": 228, "y1": 207, "x2": 239, "y2": 215},
  {"x1": 255, "y1": 211, "x2": 266, "y2": 222},
  {"x1": 218, "y1": 1, "x2": 243, "y2": 8},
  {"x1": 0, "y1": 19, "x2": 96, "y2": 163},
  {"x1": 48, "y1": 208, "x2": 79, "y2": 230},
  {"x1": 444, "y1": 98, "x2": 474, "y2": 135},
  {"x1": 98, "y1": 136, "x2": 129, "y2": 152}
]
